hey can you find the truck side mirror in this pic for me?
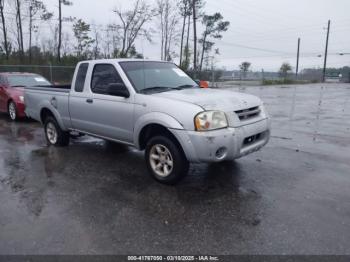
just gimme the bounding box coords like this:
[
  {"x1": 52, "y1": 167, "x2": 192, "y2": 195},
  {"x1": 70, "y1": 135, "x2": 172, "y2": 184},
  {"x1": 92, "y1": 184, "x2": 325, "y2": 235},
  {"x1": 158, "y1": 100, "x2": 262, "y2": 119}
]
[{"x1": 107, "y1": 83, "x2": 130, "y2": 98}]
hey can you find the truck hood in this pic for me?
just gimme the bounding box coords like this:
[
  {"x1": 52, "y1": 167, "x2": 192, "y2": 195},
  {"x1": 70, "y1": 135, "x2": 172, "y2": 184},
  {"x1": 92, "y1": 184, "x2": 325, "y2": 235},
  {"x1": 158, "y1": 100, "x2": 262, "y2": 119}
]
[{"x1": 152, "y1": 88, "x2": 262, "y2": 111}]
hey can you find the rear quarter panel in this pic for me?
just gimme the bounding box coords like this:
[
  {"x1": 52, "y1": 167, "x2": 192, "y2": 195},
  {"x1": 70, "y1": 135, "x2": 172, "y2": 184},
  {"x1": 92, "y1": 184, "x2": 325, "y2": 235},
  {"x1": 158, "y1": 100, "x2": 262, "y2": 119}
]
[{"x1": 25, "y1": 88, "x2": 70, "y2": 130}]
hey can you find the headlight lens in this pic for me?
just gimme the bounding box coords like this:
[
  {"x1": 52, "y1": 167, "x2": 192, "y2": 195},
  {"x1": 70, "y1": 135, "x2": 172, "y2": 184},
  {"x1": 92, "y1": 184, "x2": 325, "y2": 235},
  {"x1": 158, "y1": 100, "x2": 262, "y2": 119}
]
[
  {"x1": 19, "y1": 96, "x2": 24, "y2": 102},
  {"x1": 194, "y1": 111, "x2": 228, "y2": 131}
]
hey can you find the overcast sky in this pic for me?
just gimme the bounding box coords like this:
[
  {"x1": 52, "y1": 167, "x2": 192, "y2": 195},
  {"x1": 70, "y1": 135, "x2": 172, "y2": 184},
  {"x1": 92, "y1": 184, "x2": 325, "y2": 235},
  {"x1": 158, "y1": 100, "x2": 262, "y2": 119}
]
[{"x1": 43, "y1": 0, "x2": 350, "y2": 71}]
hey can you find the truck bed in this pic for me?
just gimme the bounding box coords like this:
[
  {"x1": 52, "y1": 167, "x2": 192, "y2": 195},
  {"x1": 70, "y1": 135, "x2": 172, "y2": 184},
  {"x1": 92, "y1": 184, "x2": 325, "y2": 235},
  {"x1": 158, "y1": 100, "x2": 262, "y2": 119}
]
[{"x1": 24, "y1": 85, "x2": 71, "y2": 127}]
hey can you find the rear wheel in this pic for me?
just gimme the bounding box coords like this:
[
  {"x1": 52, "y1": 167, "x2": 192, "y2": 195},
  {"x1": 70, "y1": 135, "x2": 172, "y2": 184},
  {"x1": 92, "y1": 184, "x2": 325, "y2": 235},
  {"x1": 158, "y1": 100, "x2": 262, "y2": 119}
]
[
  {"x1": 44, "y1": 116, "x2": 70, "y2": 146},
  {"x1": 8, "y1": 101, "x2": 17, "y2": 121},
  {"x1": 145, "y1": 136, "x2": 189, "y2": 185}
]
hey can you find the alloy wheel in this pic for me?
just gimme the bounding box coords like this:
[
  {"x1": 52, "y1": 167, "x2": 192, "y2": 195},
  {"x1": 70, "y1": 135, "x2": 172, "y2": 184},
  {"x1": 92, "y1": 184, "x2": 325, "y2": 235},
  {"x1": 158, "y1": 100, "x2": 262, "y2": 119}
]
[{"x1": 149, "y1": 144, "x2": 174, "y2": 177}]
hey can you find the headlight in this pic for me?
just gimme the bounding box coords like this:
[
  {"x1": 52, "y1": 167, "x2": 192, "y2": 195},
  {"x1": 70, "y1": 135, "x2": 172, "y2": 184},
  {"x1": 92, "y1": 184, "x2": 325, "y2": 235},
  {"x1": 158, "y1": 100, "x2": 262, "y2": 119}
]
[
  {"x1": 19, "y1": 96, "x2": 24, "y2": 102},
  {"x1": 194, "y1": 111, "x2": 228, "y2": 131}
]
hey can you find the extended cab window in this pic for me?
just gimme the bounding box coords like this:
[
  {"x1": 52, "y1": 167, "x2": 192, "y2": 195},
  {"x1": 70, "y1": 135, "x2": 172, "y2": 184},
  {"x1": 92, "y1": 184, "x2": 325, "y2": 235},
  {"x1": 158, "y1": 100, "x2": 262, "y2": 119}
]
[
  {"x1": 91, "y1": 64, "x2": 124, "y2": 95},
  {"x1": 75, "y1": 63, "x2": 89, "y2": 92}
]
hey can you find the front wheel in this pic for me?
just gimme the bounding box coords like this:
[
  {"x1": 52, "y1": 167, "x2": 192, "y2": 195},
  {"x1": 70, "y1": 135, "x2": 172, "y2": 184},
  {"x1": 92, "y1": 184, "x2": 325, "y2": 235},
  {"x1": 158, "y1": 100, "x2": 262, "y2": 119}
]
[
  {"x1": 44, "y1": 116, "x2": 70, "y2": 146},
  {"x1": 145, "y1": 136, "x2": 189, "y2": 185}
]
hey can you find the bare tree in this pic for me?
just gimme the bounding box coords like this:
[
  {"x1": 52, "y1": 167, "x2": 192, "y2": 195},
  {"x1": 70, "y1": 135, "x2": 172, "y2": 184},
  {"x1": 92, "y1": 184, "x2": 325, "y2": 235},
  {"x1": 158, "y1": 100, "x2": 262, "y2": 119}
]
[
  {"x1": 179, "y1": 0, "x2": 191, "y2": 65},
  {"x1": 192, "y1": 0, "x2": 197, "y2": 71},
  {"x1": 15, "y1": 0, "x2": 24, "y2": 58},
  {"x1": 199, "y1": 12, "x2": 229, "y2": 71},
  {"x1": 27, "y1": 0, "x2": 53, "y2": 62},
  {"x1": 183, "y1": 11, "x2": 191, "y2": 69},
  {"x1": 58, "y1": 0, "x2": 72, "y2": 62},
  {"x1": 113, "y1": 0, "x2": 154, "y2": 58},
  {"x1": 157, "y1": 0, "x2": 179, "y2": 61},
  {"x1": 0, "y1": 0, "x2": 9, "y2": 59},
  {"x1": 91, "y1": 23, "x2": 101, "y2": 59},
  {"x1": 102, "y1": 23, "x2": 121, "y2": 58},
  {"x1": 191, "y1": 0, "x2": 205, "y2": 72}
]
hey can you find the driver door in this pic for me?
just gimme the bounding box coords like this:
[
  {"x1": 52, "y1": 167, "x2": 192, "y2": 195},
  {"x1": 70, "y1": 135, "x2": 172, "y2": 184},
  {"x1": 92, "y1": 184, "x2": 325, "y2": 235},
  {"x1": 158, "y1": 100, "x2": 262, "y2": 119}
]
[{"x1": 88, "y1": 63, "x2": 134, "y2": 144}]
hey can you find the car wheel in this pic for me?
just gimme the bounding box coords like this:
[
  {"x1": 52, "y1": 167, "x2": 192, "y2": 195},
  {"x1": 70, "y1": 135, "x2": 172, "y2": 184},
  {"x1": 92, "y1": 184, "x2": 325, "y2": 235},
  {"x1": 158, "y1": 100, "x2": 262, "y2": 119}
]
[
  {"x1": 145, "y1": 136, "x2": 189, "y2": 185},
  {"x1": 44, "y1": 116, "x2": 70, "y2": 146},
  {"x1": 8, "y1": 101, "x2": 17, "y2": 121}
]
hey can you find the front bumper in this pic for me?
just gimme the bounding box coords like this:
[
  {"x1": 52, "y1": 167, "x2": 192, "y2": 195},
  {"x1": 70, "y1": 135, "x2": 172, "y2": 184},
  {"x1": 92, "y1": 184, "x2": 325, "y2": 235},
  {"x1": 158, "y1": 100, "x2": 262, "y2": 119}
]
[{"x1": 171, "y1": 118, "x2": 271, "y2": 163}]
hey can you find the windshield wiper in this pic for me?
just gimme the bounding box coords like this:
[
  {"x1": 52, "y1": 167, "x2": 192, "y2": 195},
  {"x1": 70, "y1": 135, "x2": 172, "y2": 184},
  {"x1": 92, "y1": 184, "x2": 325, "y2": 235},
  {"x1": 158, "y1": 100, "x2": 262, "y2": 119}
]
[
  {"x1": 173, "y1": 84, "x2": 198, "y2": 90},
  {"x1": 11, "y1": 85, "x2": 26, "y2": 88},
  {"x1": 139, "y1": 86, "x2": 173, "y2": 94}
]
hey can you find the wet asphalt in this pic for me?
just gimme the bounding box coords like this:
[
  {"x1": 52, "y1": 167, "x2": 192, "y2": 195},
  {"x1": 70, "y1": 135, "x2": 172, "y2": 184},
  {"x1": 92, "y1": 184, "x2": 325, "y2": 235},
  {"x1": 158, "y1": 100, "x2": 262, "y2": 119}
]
[{"x1": 0, "y1": 83, "x2": 349, "y2": 255}]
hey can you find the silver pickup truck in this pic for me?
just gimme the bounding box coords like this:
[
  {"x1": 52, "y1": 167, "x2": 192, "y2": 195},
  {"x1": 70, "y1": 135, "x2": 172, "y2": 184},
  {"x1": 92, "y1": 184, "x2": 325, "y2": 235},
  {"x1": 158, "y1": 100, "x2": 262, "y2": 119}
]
[{"x1": 25, "y1": 59, "x2": 270, "y2": 184}]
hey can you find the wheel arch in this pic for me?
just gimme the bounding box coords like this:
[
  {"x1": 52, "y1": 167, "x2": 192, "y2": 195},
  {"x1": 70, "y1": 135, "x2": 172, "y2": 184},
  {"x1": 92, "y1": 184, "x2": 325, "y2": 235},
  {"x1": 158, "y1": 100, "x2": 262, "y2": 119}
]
[
  {"x1": 39, "y1": 106, "x2": 67, "y2": 131},
  {"x1": 7, "y1": 98, "x2": 14, "y2": 111},
  {"x1": 138, "y1": 123, "x2": 184, "y2": 151},
  {"x1": 134, "y1": 112, "x2": 184, "y2": 150}
]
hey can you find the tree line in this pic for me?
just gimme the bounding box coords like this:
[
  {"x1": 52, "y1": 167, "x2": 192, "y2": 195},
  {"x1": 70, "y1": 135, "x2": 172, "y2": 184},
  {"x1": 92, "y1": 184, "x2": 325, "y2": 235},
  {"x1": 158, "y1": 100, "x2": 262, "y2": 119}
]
[{"x1": 0, "y1": 0, "x2": 230, "y2": 74}]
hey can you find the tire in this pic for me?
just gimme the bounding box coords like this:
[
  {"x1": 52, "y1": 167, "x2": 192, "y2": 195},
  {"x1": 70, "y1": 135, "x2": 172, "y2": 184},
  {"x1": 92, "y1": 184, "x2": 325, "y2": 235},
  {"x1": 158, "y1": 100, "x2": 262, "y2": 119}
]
[
  {"x1": 44, "y1": 116, "x2": 70, "y2": 146},
  {"x1": 145, "y1": 135, "x2": 189, "y2": 185},
  {"x1": 8, "y1": 101, "x2": 17, "y2": 121}
]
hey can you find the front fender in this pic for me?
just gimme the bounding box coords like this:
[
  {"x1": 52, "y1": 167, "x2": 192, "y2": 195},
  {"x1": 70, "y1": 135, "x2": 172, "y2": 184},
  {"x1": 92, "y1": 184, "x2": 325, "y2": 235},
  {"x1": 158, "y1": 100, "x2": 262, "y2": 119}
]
[{"x1": 133, "y1": 112, "x2": 184, "y2": 148}]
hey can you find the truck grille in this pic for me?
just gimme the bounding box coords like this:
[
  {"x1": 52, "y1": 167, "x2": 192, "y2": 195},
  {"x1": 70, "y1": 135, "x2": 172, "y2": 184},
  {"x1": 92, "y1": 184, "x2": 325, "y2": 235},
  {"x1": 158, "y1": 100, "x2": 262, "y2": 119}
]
[{"x1": 235, "y1": 106, "x2": 260, "y2": 120}]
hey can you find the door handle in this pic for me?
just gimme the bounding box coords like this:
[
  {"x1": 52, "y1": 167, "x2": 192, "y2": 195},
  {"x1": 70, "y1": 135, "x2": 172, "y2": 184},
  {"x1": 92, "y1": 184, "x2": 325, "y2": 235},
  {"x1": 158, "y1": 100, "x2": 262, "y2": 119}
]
[{"x1": 86, "y1": 98, "x2": 93, "y2": 104}]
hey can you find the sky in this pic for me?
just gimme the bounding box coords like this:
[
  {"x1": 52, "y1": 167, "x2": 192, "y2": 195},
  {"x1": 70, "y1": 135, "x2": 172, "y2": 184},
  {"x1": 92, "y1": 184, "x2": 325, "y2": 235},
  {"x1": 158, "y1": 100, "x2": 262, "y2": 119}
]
[{"x1": 38, "y1": 0, "x2": 350, "y2": 71}]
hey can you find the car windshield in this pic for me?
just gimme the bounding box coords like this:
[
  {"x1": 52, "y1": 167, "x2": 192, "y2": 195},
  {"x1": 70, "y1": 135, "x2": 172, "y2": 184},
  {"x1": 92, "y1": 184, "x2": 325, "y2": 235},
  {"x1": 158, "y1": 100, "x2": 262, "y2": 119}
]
[
  {"x1": 7, "y1": 75, "x2": 51, "y2": 87},
  {"x1": 119, "y1": 61, "x2": 198, "y2": 93}
]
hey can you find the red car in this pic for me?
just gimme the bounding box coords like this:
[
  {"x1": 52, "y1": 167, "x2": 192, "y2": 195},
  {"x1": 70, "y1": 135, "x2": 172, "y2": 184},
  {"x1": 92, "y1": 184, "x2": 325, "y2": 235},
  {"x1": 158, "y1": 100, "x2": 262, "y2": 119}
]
[{"x1": 0, "y1": 72, "x2": 51, "y2": 120}]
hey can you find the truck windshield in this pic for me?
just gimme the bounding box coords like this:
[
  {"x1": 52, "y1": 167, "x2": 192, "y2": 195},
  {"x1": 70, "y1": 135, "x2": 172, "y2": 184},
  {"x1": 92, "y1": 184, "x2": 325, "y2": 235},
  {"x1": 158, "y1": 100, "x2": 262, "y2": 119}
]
[
  {"x1": 119, "y1": 61, "x2": 198, "y2": 93},
  {"x1": 7, "y1": 74, "x2": 51, "y2": 87}
]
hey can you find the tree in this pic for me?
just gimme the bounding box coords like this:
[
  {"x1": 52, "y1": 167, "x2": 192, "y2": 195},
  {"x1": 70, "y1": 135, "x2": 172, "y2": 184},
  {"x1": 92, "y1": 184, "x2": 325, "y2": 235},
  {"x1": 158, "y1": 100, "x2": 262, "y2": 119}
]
[
  {"x1": 157, "y1": 0, "x2": 179, "y2": 61},
  {"x1": 191, "y1": 0, "x2": 206, "y2": 72},
  {"x1": 192, "y1": 0, "x2": 197, "y2": 72},
  {"x1": 0, "y1": 0, "x2": 9, "y2": 59},
  {"x1": 15, "y1": 0, "x2": 24, "y2": 58},
  {"x1": 72, "y1": 19, "x2": 94, "y2": 58},
  {"x1": 58, "y1": 0, "x2": 73, "y2": 62},
  {"x1": 113, "y1": 0, "x2": 154, "y2": 58},
  {"x1": 280, "y1": 62, "x2": 292, "y2": 80},
  {"x1": 27, "y1": 0, "x2": 53, "y2": 62},
  {"x1": 199, "y1": 12, "x2": 229, "y2": 71},
  {"x1": 179, "y1": 0, "x2": 191, "y2": 66},
  {"x1": 239, "y1": 61, "x2": 251, "y2": 79},
  {"x1": 183, "y1": 8, "x2": 192, "y2": 70},
  {"x1": 102, "y1": 23, "x2": 121, "y2": 58},
  {"x1": 91, "y1": 23, "x2": 101, "y2": 59}
]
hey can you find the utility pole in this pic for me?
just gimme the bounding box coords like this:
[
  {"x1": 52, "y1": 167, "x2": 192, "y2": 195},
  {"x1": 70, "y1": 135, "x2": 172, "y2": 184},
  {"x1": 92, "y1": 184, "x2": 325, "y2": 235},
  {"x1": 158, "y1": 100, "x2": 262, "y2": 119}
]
[
  {"x1": 322, "y1": 20, "x2": 331, "y2": 83},
  {"x1": 295, "y1": 38, "x2": 300, "y2": 79}
]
